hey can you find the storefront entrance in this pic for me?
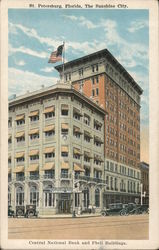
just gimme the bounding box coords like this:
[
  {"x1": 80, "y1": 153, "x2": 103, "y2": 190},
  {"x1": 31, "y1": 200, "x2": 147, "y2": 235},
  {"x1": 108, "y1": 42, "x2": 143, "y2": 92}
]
[{"x1": 58, "y1": 193, "x2": 71, "y2": 214}]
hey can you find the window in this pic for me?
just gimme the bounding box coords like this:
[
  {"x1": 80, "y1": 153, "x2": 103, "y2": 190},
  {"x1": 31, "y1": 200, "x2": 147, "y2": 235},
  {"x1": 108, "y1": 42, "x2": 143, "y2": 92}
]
[
  {"x1": 83, "y1": 188, "x2": 89, "y2": 208},
  {"x1": 96, "y1": 88, "x2": 99, "y2": 96},
  {"x1": 8, "y1": 136, "x2": 12, "y2": 144},
  {"x1": 45, "y1": 152, "x2": 55, "y2": 158},
  {"x1": 30, "y1": 186, "x2": 39, "y2": 206},
  {"x1": 30, "y1": 171, "x2": 39, "y2": 180},
  {"x1": 79, "y1": 68, "x2": 83, "y2": 76},
  {"x1": 84, "y1": 134, "x2": 91, "y2": 143},
  {"x1": 30, "y1": 116, "x2": 39, "y2": 122},
  {"x1": 30, "y1": 133, "x2": 39, "y2": 140},
  {"x1": 75, "y1": 193, "x2": 80, "y2": 207},
  {"x1": 61, "y1": 123, "x2": 69, "y2": 135},
  {"x1": 16, "y1": 119, "x2": 25, "y2": 126},
  {"x1": 61, "y1": 105, "x2": 69, "y2": 116},
  {"x1": 94, "y1": 170, "x2": 101, "y2": 179},
  {"x1": 45, "y1": 112, "x2": 55, "y2": 119},
  {"x1": 84, "y1": 114, "x2": 90, "y2": 126},
  {"x1": 73, "y1": 108, "x2": 82, "y2": 121},
  {"x1": 16, "y1": 157, "x2": 25, "y2": 163},
  {"x1": 73, "y1": 126, "x2": 82, "y2": 139},
  {"x1": 92, "y1": 64, "x2": 98, "y2": 72},
  {"x1": 45, "y1": 131, "x2": 55, "y2": 137},
  {"x1": 95, "y1": 188, "x2": 100, "y2": 207},
  {"x1": 61, "y1": 146, "x2": 69, "y2": 157},
  {"x1": 92, "y1": 89, "x2": 95, "y2": 96},
  {"x1": 16, "y1": 186, "x2": 24, "y2": 206},
  {"x1": 30, "y1": 155, "x2": 39, "y2": 161},
  {"x1": 61, "y1": 169, "x2": 68, "y2": 178},
  {"x1": 94, "y1": 120, "x2": 102, "y2": 131},
  {"x1": 96, "y1": 76, "x2": 99, "y2": 83},
  {"x1": 8, "y1": 118, "x2": 12, "y2": 128},
  {"x1": 8, "y1": 187, "x2": 11, "y2": 206},
  {"x1": 44, "y1": 170, "x2": 55, "y2": 179},
  {"x1": 44, "y1": 185, "x2": 55, "y2": 207},
  {"x1": 92, "y1": 78, "x2": 95, "y2": 85}
]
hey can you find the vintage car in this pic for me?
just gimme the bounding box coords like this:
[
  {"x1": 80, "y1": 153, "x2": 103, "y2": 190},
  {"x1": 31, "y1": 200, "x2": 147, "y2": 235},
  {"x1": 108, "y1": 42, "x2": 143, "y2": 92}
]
[
  {"x1": 16, "y1": 205, "x2": 25, "y2": 217},
  {"x1": 8, "y1": 206, "x2": 15, "y2": 217},
  {"x1": 25, "y1": 205, "x2": 38, "y2": 218},
  {"x1": 101, "y1": 203, "x2": 125, "y2": 216}
]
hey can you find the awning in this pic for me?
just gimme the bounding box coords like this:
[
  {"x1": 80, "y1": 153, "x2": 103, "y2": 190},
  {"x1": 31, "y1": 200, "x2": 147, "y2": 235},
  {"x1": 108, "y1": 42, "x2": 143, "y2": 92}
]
[
  {"x1": 43, "y1": 162, "x2": 55, "y2": 170},
  {"x1": 73, "y1": 126, "x2": 83, "y2": 134},
  {"x1": 43, "y1": 125, "x2": 55, "y2": 132},
  {"x1": 8, "y1": 168, "x2": 11, "y2": 173},
  {"x1": 74, "y1": 163, "x2": 85, "y2": 172},
  {"x1": 94, "y1": 120, "x2": 102, "y2": 127},
  {"x1": 44, "y1": 147, "x2": 55, "y2": 154},
  {"x1": 61, "y1": 104, "x2": 69, "y2": 110},
  {"x1": 15, "y1": 114, "x2": 25, "y2": 121},
  {"x1": 29, "y1": 150, "x2": 39, "y2": 156},
  {"x1": 94, "y1": 155, "x2": 104, "y2": 162},
  {"x1": 43, "y1": 106, "x2": 55, "y2": 114},
  {"x1": 28, "y1": 110, "x2": 39, "y2": 117},
  {"x1": 15, "y1": 151, "x2": 25, "y2": 158},
  {"x1": 61, "y1": 146, "x2": 69, "y2": 153},
  {"x1": 29, "y1": 129, "x2": 39, "y2": 135},
  {"x1": 73, "y1": 148, "x2": 82, "y2": 155},
  {"x1": 15, "y1": 131, "x2": 25, "y2": 138},
  {"x1": 13, "y1": 166, "x2": 24, "y2": 173},
  {"x1": 73, "y1": 108, "x2": 83, "y2": 116},
  {"x1": 84, "y1": 131, "x2": 93, "y2": 138},
  {"x1": 61, "y1": 161, "x2": 69, "y2": 169},
  {"x1": 94, "y1": 136, "x2": 103, "y2": 143},
  {"x1": 27, "y1": 164, "x2": 39, "y2": 172},
  {"x1": 84, "y1": 151, "x2": 92, "y2": 158},
  {"x1": 61, "y1": 123, "x2": 69, "y2": 129}
]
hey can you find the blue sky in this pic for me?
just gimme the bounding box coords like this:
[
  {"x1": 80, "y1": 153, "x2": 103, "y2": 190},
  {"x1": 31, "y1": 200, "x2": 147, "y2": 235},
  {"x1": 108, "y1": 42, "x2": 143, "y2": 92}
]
[{"x1": 8, "y1": 9, "x2": 149, "y2": 129}]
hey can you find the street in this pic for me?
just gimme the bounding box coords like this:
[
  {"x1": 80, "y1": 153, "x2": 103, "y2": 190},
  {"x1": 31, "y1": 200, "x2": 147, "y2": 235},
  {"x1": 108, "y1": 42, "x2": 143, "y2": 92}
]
[{"x1": 8, "y1": 214, "x2": 149, "y2": 240}]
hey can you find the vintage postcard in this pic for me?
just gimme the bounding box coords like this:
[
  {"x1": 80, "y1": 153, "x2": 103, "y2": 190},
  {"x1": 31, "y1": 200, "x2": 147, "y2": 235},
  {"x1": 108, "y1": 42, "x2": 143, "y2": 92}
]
[{"x1": 0, "y1": 0, "x2": 159, "y2": 249}]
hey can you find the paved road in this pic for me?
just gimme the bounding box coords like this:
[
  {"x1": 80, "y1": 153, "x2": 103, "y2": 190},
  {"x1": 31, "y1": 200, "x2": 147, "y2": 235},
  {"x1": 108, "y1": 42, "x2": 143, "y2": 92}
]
[{"x1": 8, "y1": 214, "x2": 148, "y2": 240}]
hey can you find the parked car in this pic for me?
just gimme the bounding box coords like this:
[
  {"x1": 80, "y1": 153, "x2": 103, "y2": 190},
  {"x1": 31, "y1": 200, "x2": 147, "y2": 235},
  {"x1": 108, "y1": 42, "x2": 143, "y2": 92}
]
[
  {"x1": 8, "y1": 206, "x2": 15, "y2": 217},
  {"x1": 101, "y1": 203, "x2": 124, "y2": 216},
  {"x1": 25, "y1": 205, "x2": 38, "y2": 218},
  {"x1": 16, "y1": 205, "x2": 25, "y2": 217},
  {"x1": 136, "y1": 204, "x2": 149, "y2": 214}
]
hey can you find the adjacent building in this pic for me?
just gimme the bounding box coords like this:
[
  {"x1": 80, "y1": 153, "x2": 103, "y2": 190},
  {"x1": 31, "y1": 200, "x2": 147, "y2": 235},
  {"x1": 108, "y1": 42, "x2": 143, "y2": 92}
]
[
  {"x1": 140, "y1": 162, "x2": 149, "y2": 205},
  {"x1": 55, "y1": 49, "x2": 142, "y2": 205},
  {"x1": 8, "y1": 83, "x2": 106, "y2": 215}
]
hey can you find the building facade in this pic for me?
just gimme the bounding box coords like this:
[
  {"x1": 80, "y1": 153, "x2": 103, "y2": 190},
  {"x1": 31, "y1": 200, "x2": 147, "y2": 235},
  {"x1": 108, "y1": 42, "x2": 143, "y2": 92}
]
[
  {"x1": 140, "y1": 162, "x2": 149, "y2": 205},
  {"x1": 8, "y1": 83, "x2": 106, "y2": 216},
  {"x1": 55, "y1": 49, "x2": 142, "y2": 205}
]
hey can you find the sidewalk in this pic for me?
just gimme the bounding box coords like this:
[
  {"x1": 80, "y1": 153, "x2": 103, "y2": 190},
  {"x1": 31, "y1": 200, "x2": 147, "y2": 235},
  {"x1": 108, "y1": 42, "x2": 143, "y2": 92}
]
[{"x1": 39, "y1": 213, "x2": 101, "y2": 219}]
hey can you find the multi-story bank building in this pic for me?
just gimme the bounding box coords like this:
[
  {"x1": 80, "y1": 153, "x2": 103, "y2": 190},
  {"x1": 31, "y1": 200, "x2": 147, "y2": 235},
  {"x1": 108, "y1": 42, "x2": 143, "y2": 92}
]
[
  {"x1": 8, "y1": 83, "x2": 106, "y2": 216},
  {"x1": 55, "y1": 49, "x2": 142, "y2": 206}
]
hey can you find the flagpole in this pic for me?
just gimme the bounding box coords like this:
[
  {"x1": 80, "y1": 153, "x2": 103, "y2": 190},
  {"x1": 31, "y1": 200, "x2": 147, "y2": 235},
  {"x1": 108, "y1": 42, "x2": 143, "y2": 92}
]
[{"x1": 63, "y1": 41, "x2": 65, "y2": 83}]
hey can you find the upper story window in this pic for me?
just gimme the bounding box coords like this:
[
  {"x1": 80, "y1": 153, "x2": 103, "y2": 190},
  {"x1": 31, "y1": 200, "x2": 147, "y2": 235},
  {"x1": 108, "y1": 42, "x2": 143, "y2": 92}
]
[
  {"x1": 83, "y1": 114, "x2": 91, "y2": 126},
  {"x1": 15, "y1": 114, "x2": 25, "y2": 126},
  {"x1": 15, "y1": 152, "x2": 25, "y2": 162},
  {"x1": 61, "y1": 146, "x2": 69, "y2": 157},
  {"x1": 8, "y1": 118, "x2": 12, "y2": 128},
  {"x1": 44, "y1": 125, "x2": 55, "y2": 137},
  {"x1": 92, "y1": 64, "x2": 98, "y2": 73},
  {"x1": 30, "y1": 155, "x2": 39, "y2": 161},
  {"x1": 79, "y1": 68, "x2": 83, "y2": 77},
  {"x1": 29, "y1": 111, "x2": 39, "y2": 122},
  {"x1": 44, "y1": 106, "x2": 55, "y2": 119},
  {"x1": 92, "y1": 89, "x2": 95, "y2": 96},
  {"x1": 15, "y1": 131, "x2": 25, "y2": 142},
  {"x1": 61, "y1": 123, "x2": 69, "y2": 135},
  {"x1": 16, "y1": 157, "x2": 25, "y2": 162},
  {"x1": 61, "y1": 104, "x2": 69, "y2": 116},
  {"x1": 29, "y1": 129, "x2": 39, "y2": 140},
  {"x1": 94, "y1": 120, "x2": 102, "y2": 131},
  {"x1": 73, "y1": 108, "x2": 82, "y2": 121},
  {"x1": 65, "y1": 73, "x2": 71, "y2": 82},
  {"x1": 45, "y1": 152, "x2": 55, "y2": 158},
  {"x1": 73, "y1": 148, "x2": 82, "y2": 160},
  {"x1": 94, "y1": 136, "x2": 103, "y2": 146},
  {"x1": 8, "y1": 135, "x2": 12, "y2": 144},
  {"x1": 73, "y1": 126, "x2": 82, "y2": 139},
  {"x1": 96, "y1": 88, "x2": 99, "y2": 96}
]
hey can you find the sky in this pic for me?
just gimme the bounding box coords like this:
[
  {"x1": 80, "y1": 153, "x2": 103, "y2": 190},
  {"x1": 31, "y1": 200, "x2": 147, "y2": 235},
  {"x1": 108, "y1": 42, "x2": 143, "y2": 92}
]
[{"x1": 8, "y1": 9, "x2": 149, "y2": 162}]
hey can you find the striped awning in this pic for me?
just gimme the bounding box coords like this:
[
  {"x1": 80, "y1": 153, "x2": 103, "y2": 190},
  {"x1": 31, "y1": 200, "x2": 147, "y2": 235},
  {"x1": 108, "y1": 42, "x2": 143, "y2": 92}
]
[
  {"x1": 61, "y1": 123, "x2": 69, "y2": 129},
  {"x1": 73, "y1": 126, "x2": 82, "y2": 134},
  {"x1": 15, "y1": 131, "x2": 25, "y2": 138},
  {"x1": 74, "y1": 163, "x2": 85, "y2": 172},
  {"x1": 61, "y1": 104, "x2": 68, "y2": 110},
  {"x1": 43, "y1": 125, "x2": 55, "y2": 132},
  {"x1": 29, "y1": 150, "x2": 39, "y2": 156},
  {"x1": 28, "y1": 110, "x2": 39, "y2": 117},
  {"x1": 73, "y1": 108, "x2": 83, "y2": 116},
  {"x1": 44, "y1": 147, "x2": 55, "y2": 154},
  {"x1": 27, "y1": 164, "x2": 39, "y2": 172},
  {"x1": 84, "y1": 131, "x2": 93, "y2": 138},
  {"x1": 84, "y1": 151, "x2": 92, "y2": 158},
  {"x1": 61, "y1": 146, "x2": 69, "y2": 153},
  {"x1": 15, "y1": 151, "x2": 25, "y2": 158},
  {"x1": 13, "y1": 166, "x2": 24, "y2": 173},
  {"x1": 29, "y1": 129, "x2": 39, "y2": 135},
  {"x1": 94, "y1": 155, "x2": 104, "y2": 162},
  {"x1": 94, "y1": 136, "x2": 103, "y2": 143},
  {"x1": 15, "y1": 114, "x2": 25, "y2": 121},
  {"x1": 61, "y1": 162, "x2": 69, "y2": 169},
  {"x1": 43, "y1": 106, "x2": 55, "y2": 114},
  {"x1": 94, "y1": 120, "x2": 102, "y2": 126},
  {"x1": 73, "y1": 148, "x2": 82, "y2": 155},
  {"x1": 43, "y1": 162, "x2": 55, "y2": 170}
]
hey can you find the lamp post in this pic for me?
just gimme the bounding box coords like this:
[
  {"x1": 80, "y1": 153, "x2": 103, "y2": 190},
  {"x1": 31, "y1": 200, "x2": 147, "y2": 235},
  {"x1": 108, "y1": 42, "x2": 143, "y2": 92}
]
[{"x1": 140, "y1": 183, "x2": 146, "y2": 205}]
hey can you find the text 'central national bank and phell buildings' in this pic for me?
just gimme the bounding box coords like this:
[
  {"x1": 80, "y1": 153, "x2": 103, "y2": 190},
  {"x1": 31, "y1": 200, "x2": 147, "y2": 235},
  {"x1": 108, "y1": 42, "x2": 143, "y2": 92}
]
[{"x1": 8, "y1": 49, "x2": 142, "y2": 216}]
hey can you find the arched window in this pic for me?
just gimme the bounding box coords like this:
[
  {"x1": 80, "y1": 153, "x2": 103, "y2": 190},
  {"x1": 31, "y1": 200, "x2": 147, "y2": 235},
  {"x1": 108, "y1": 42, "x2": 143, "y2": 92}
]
[
  {"x1": 8, "y1": 187, "x2": 11, "y2": 206},
  {"x1": 95, "y1": 188, "x2": 100, "y2": 207},
  {"x1": 44, "y1": 185, "x2": 55, "y2": 207},
  {"x1": 115, "y1": 178, "x2": 117, "y2": 190},
  {"x1": 16, "y1": 186, "x2": 24, "y2": 206},
  {"x1": 83, "y1": 188, "x2": 89, "y2": 208},
  {"x1": 30, "y1": 185, "x2": 39, "y2": 207}
]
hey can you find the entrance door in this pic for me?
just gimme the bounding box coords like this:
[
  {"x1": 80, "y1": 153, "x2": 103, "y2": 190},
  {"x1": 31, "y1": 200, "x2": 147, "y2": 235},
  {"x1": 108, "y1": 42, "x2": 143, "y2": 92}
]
[{"x1": 59, "y1": 200, "x2": 70, "y2": 213}]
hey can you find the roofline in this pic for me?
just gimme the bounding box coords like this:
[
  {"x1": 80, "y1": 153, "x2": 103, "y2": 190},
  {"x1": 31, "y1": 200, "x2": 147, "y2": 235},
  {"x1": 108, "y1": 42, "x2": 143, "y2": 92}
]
[
  {"x1": 55, "y1": 48, "x2": 143, "y2": 95},
  {"x1": 9, "y1": 85, "x2": 106, "y2": 116}
]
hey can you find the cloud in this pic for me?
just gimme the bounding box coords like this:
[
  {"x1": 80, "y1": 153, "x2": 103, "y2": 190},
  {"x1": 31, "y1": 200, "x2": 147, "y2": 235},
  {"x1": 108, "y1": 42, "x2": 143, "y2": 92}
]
[
  {"x1": 40, "y1": 67, "x2": 54, "y2": 73},
  {"x1": 9, "y1": 43, "x2": 49, "y2": 59},
  {"x1": 8, "y1": 67, "x2": 58, "y2": 97},
  {"x1": 128, "y1": 20, "x2": 148, "y2": 33},
  {"x1": 63, "y1": 15, "x2": 97, "y2": 29}
]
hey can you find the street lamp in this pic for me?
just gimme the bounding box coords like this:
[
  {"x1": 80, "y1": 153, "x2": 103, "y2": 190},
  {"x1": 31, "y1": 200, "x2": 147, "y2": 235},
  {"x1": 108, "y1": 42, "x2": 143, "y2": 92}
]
[{"x1": 140, "y1": 183, "x2": 146, "y2": 206}]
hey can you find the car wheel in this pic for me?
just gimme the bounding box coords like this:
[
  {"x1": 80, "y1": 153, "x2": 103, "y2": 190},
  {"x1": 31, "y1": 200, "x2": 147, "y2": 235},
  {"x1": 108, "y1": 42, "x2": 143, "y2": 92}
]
[
  {"x1": 28, "y1": 210, "x2": 34, "y2": 218},
  {"x1": 17, "y1": 209, "x2": 23, "y2": 217},
  {"x1": 101, "y1": 211, "x2": 106, "y2": 216}
]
